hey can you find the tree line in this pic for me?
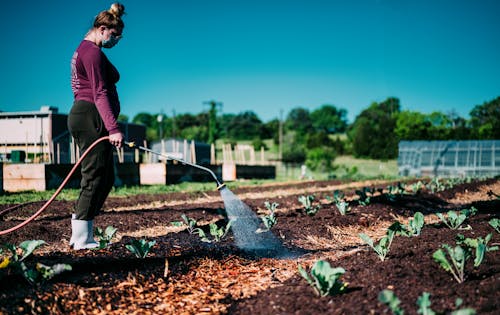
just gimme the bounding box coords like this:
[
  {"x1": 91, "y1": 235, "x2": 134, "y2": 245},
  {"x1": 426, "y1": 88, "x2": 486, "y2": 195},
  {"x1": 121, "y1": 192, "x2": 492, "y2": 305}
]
[{"x1": 119, "y1": 96, "x2": 500, "y2": 171}]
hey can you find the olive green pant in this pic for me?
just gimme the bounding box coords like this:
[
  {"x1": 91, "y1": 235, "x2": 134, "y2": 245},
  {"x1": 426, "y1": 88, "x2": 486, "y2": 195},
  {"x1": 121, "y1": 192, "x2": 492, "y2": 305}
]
[{"x1": 68, "y1": 100, "x2": 115, "y2": 220}]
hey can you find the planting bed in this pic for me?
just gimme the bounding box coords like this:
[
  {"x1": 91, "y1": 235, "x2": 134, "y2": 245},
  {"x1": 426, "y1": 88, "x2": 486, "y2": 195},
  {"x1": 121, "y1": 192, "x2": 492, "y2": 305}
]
[{"x1": 1, "y1": 177, "x2": 499, "y2": 314}]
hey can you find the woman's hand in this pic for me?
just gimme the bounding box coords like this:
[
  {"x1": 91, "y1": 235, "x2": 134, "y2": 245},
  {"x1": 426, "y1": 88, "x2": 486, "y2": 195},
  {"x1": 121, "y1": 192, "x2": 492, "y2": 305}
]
[{"x1": 109, "y1": 132, "x2": 124, "y2": 148}]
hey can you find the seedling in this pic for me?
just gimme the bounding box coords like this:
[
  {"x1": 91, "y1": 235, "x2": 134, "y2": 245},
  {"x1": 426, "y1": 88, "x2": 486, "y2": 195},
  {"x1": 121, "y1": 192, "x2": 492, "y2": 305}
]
[
  {"x1": 378, "y1": 290, "x2": 404, "y2": 315},
  {"x1": 0, "y1": 240, "x2": 71, "y2": 284},
  {"x1": 409, "y1": 181, "x2": 425, "y2": 194},
  {"x1": 298, "y1": 260, "x2": 348, "y2": 297},
  {"x1": 456, "y1": 233, "x2": 499, "y2": 267},
  {"x1": 180, "y1": 214, "x2": 198, "y2": 234},
  {"x1": 355, "y1": 187, "x2": 374, "y2": 206},
  {"x1": 94, "y1": 225, "x2": 118, "y2": 249},
  {"x1": 380, "y1": 290, "x2": 476, "y2": 315},
  {"x1": 489, "y1": 218, "x2": 500, "y2": 233},
  {"x1": 327, "y1": 190, "x2": 351, "y2": 215},
  {"x1": 125, "y1": 239, "x2": 156, "y2": 258},
  {"x1": 436, "y1": 207, "x2": 477, "y2": 230},
  {"x1": 195, "y1": 221, "x2": 232, "y2": 243},
  {"x1": 396, "y1": 212, "x2": 425, "y2": 237},
  {"x1": 432, "y1": 244, "x2": 469, "y2": 283},
  {"x1": 298, "y1": 195, "x2": 321, "y2": 216},
  {"x1": 359, "y1": 225, "x2": 397, "y2": 261},
  {"x1": 259, "y1": 201, "x2": 278, "y2": 232}
]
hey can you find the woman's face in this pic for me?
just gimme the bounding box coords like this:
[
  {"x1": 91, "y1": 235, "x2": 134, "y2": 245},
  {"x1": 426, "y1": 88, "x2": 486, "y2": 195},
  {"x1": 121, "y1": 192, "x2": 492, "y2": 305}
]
[{"x1": 100, "y1": 26, "x2": 122, "y2": 48}]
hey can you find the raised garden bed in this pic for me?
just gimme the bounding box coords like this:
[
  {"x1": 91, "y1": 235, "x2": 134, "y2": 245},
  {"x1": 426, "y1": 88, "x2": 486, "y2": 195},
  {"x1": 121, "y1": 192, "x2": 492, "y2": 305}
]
[{"x1": 1, "y1": 177, "x2": 499, "y2": 314}]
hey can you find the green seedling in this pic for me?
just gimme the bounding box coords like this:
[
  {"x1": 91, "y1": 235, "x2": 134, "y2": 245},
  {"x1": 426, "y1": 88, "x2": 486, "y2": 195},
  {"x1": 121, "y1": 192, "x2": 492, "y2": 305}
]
[
  {"x1": 456, "y1": 233, "x2": 499, "y2": 267},
  {"x1": 359, "y1": 226, "x2": 397, "y2": 261},
  {"x1": 327, "y1": 190, "x2": 351, "y2": 215},
  {"x1": 395, "y1": 212, "x2": 425, "y2": 237},
  {"x1": 380, "y1": 290, "x2": 475, "y2": 315},
  {"x1": 489, "y1": 218, "x2": 500, "y2": 233},
  {"x1": 379, "y1": 289, "x2": 404, "y2": 315},
  {"x1": 0, "y1": 240, "x2": 71, "y2": 285},
  {"x1": 298, "y1": 260, "x2": 348, "y2": 297},
  {"x1": 180, "y1": 214, "x2": 198, "y2": 234},
  {"x1": 432, "y1": 244, "x2": 470, "y2": 283},
  {"x1": 259, "y1": 201, "x2": 278, "y2": 232},
  {"x1": 125, "y1": 239, "x2": 156, "y2": 258},
  {"x1": 410, "y1": 181, "x2": 425, "y2": 194},
  {"x1": 94, "y1": 225, "x2": 118, "y2": 249},
  {"x1": 355, "y1": 187, "x2": 374, "y2": 206},
  {"x1": 170, "y1": 221, "x2": 183, "y2": 227},
  {"x1": 436, "y1": 207, "x2": 477, "y2": 230},
  {"x1": 298, "y1": 195, "x2": 321, "y2": 216},
  {"x1": 195, "y1": 221, "x2": 232, "y2": 243}
]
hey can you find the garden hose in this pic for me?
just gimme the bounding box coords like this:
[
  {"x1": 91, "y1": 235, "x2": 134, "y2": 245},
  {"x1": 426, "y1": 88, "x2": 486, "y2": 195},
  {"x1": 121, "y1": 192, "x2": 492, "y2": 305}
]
[
  {"x1": 124, "y1": 141, "x2": 226, "y2": 190},
  {"x1": 0, "y1": 136, "x2": 111, "y2": 235},
  {"x1": 0, "y1": 137, "x2": 226, "y2": 236}
]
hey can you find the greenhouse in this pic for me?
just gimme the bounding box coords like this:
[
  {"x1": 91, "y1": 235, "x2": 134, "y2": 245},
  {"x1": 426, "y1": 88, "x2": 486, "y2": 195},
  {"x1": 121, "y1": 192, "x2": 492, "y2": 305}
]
[{"x1": 398, "y1": 140, "x2": 500, "y2": 177}]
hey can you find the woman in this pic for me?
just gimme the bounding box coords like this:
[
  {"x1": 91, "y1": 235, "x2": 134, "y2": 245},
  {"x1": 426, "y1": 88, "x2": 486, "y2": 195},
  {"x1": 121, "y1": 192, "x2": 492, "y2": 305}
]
[{"x1": 68, "y1": 3, "x2": 125, "y2": 250}]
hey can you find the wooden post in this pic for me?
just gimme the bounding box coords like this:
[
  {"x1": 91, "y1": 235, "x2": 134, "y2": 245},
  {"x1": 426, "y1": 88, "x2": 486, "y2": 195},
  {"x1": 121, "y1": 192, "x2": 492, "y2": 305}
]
[
  {"x1": 57, "y1": 143, "x2": 60, "y2": 164},
  {"x1": 191, "y1": 140, "x2": 196, "y2": 164},
  {"x1": 261, "y1": 146, "x2": 265, "y2": 165},
  {"x1": 183, "y1": 139, "x2": 188, "y2": 161},
  {"x1": 211, "y1": 143, "x2": 216, "y2": 165}
]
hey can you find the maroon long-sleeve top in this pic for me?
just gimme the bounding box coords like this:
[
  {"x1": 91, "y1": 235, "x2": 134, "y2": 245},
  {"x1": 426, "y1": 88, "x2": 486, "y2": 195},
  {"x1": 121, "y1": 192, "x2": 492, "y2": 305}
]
[{"x1": 71, "y1": 40, "x2": 121, "y2": 135}]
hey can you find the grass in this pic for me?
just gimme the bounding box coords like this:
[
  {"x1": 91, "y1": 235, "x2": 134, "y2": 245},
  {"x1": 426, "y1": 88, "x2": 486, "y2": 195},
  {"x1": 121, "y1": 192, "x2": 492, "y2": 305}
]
[{"x1": 0, "y1": 179, "x2": 274, "y2": 204}]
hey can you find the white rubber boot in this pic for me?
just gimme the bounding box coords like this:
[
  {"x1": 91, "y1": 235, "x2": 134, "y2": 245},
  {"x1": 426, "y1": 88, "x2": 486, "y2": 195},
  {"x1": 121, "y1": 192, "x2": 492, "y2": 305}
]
[{"x1": 70, "y1": 215, "x2": 98, "y2": 250}]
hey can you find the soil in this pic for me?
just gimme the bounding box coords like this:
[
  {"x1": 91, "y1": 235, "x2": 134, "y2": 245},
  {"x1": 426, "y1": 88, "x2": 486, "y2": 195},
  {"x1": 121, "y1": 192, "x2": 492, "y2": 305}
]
[{"x1": 0, "y1": 177, "x2": 499, "y2": 314}]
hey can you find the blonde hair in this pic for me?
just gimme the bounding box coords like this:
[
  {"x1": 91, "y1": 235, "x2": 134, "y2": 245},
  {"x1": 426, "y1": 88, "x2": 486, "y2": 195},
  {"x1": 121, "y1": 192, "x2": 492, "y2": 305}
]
[{"x1": 93, "y1": 3, "x2": 125, "y2": 30}]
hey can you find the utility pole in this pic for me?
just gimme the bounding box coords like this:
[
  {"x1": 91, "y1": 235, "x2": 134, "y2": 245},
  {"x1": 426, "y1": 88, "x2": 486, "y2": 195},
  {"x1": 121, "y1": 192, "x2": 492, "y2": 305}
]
[
  {"x1": 203, "y1": 100, "x2": 222, "y2": 145},
  {"x1": 279, "y1": 109, "x2": 283, "y2": 162}
]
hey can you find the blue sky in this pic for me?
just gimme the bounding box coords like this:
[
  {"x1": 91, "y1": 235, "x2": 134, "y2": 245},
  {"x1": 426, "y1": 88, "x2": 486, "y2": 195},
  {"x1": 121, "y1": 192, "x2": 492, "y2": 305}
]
[{"x1": 0, "y1": 0, "x2": 499, "y2": 123}]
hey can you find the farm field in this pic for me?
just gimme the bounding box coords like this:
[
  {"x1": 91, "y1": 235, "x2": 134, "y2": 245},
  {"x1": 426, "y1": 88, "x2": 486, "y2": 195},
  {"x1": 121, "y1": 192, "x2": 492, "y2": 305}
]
[{"x1": 0, "y1": 177, "x2": 499, "y2": 314}]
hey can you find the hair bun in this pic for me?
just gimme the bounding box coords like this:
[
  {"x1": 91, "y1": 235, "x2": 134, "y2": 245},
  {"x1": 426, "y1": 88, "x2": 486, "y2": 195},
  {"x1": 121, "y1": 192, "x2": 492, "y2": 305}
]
[{"x1": 109, "y1": 3, "x2": 125, "y2": 18}]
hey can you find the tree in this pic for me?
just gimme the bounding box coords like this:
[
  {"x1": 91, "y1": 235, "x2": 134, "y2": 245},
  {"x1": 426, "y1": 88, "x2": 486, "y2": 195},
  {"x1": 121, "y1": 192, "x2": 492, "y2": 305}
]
[
  {"x1": 285, "y1": 107, "x2": 314, "y2": 143},
  {"x1": 349, "y1": 98, "x2": 401, "y2": 159},
  {"x1": 395, "y1": 110, "x2": 431, "y2": 140},
  {"x1": 310, "y1": 104, "x2": 348, "y2": 134},
  {"x1": 470, "y1": 96, "x2": 500, "y2": 139},
  {"x1": 226, "y1": 111, "x2": 263, "y2": 140}
]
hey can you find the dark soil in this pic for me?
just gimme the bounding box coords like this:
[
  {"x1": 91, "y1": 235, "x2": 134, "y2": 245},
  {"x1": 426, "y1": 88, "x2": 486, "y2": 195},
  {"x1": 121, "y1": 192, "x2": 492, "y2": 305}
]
[{"x1": 0, "y1": 178, "x2": 499, "y2": 314}]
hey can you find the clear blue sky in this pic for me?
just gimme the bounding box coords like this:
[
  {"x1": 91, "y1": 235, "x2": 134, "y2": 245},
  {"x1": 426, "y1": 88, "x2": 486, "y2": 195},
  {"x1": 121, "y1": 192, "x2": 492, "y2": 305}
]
[{"x1": 1, "y1": 0, "x2": 499, "y2": 123}]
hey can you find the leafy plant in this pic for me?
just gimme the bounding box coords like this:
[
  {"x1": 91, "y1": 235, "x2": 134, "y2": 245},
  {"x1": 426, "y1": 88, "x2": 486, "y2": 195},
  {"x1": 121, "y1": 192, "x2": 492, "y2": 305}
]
[
  {"x1": 436, "y1": 207, "x2": 477, "y2": 230},
  {"x1": 327, "y1": 190, "x2": 351, "y2": 215},
  {"x1": 125, "y1": 239, "x2": 156, "y2": 258},
  {"x1": 298, "y1": 260, "x2": 348, "y2": 297},
  {"x1": 259, "y1": 201, "x2": 278, "y2": 231},
  {"x1": 385, "y1": 182, "x2": 407, "y2": 201},
  {"x1": 489, "y1": 218, "x2": 500, "y2": 233},
  {"x1": 379, "y1": 289, "x2": 404, "y2": 315},
  {"x1": 180, "y1": 214, "x2": 198, "y2": 234},
  {"x1": 456, "y1": 233, "x2": 499, "y2": 267},
  {"x1": 355, "y1": 187, "x2": 374, "y2": 206},
  {"x1": 0, "y1": 240, "x2": 72, "y2": 284},
  {"x1": 410, "y1": 181, "x2": 425, "y2": 194},
  {"x1": 396, "y1": 212, "x2": 425, "y2": 237},
  {"x1": 359, "y1": 225, "x2": 397, "y2": 261},
  {"x1": 380, "y1": 290, "x2": 476, "y2": 315},
  {"x1": 298, "y1": 195, "x2": 321, "y2": 216},
  {"x1": 94, "y1": 225, "x2": 117, "y2": 249},
  {"x1": 416, "y1": 292, "x2": 435, "y2": 315},
  {"x1": 432, "y1": 244, "x2": 470, "y2": 283},
  {"x1": 195, "y1": 221, "x2": 232, "y2": 243}
]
